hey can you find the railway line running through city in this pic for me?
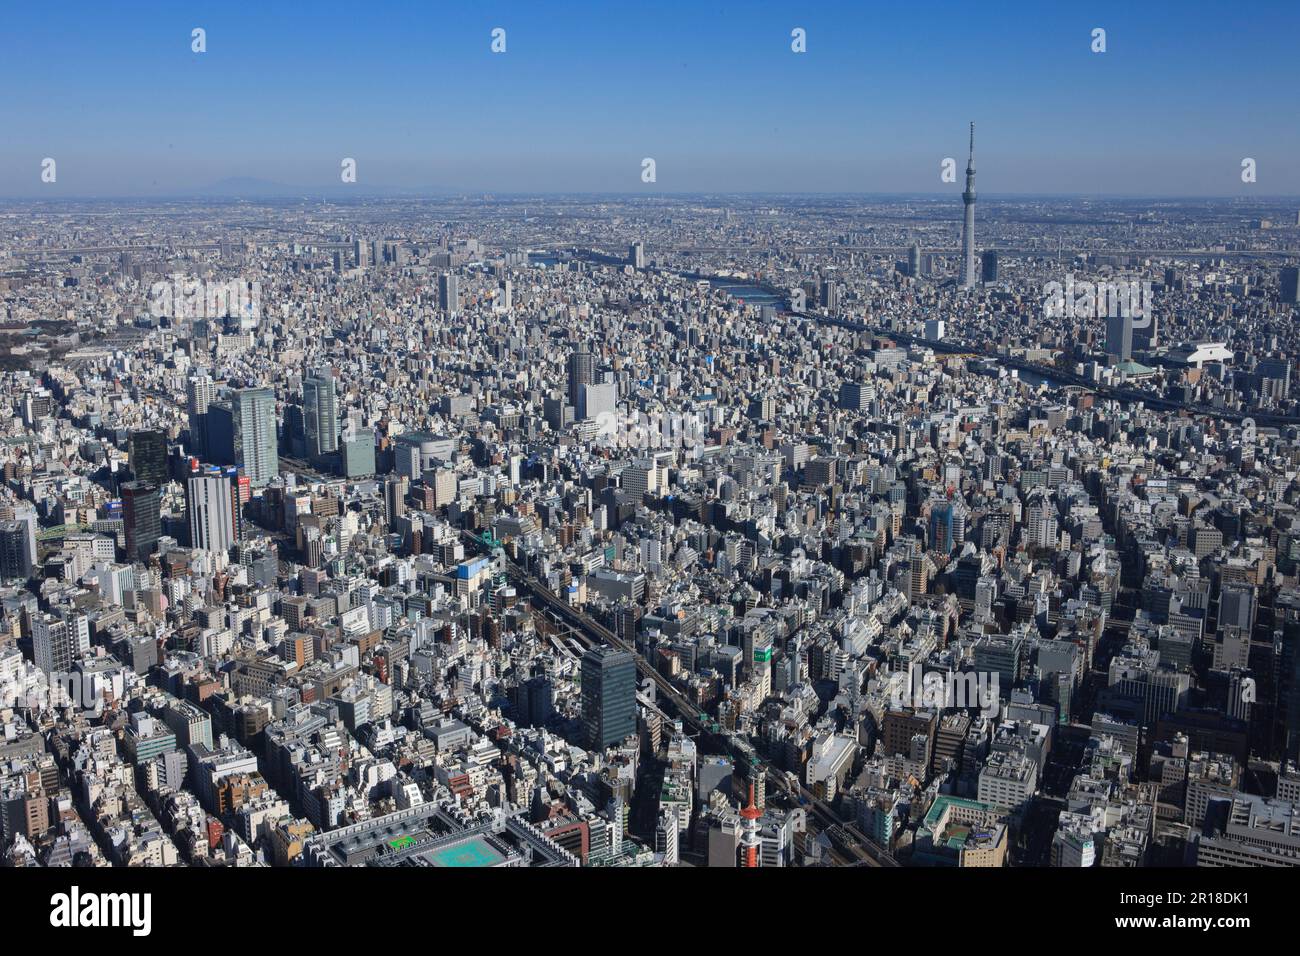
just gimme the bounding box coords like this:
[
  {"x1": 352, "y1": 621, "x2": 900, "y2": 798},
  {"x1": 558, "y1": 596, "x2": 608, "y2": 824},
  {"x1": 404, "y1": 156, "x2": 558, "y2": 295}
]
[{"x1": 461, "y1": 531, "x2": 898, "y2": 867}]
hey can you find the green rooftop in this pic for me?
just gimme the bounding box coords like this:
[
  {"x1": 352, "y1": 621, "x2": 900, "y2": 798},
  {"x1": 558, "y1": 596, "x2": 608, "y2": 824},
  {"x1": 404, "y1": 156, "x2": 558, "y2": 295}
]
[{"x1": 922, "y1": 795, "x2": 992, "y2": 830}]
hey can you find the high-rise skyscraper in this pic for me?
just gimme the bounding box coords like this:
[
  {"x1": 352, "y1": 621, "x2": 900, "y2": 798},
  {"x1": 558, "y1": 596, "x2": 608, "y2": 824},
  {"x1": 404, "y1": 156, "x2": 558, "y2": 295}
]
[
  {"x1": 518, "y1": 675, "x2": 554, "y2": 728},
  {"x1": 820, "y1": 277, "x2": 839, "y2": 312},
  {"x1": 930, "y1": 502, "x2": 956, "y2": 554},
  {"x1": 439, "y1": 272, "x2": 460, "y2": 313},
  {"x1": 209, "y1": 387, "x2": 279, "y2": 487},
  {"x1": 908, "y1": 243, "x2": 923, "y2": 278},
  {"x1": 237, "y1": 388, "x2": 279, "y2": 487},
  {"x1": 0, "y1": 521, "x2": 34, "y2": 581},
  {"x1": 32, "y1": 610, "x2": 89, "y2": 676},
  {"x1": 303, "y1": 371, "x2": 338, "y2": 462},
  {"x1": 11, "y1": 503, "x2": 37, "y2": 572},
  {"x1": 961, "y1": 122, "x2": 977, "y2": 290},
  {"x1": 186, "y1": 375, "x2": 218, "y2": 456},
  {"x1": 567, "y1": 350, "x2": 595, "y2": 411},
  {"x1": 1256, "y1": 358, "x2": 1291, "y2": 402},
  {"x1": 128, "y1": 429, "x2": 169, "y2": 486},
  {"x1": 581, "y1": 646, "x2": 637, "y2": 751},
  {"x1": 1106, "y1": 310, "x2": 1134, "y2": 363},
  {"x1": 121, "y1": 481, "x2": 161, "y2": 563},
  {"x1": 385, "y1": 475, "x2": 409, "y2": 523},
  {"x1": 981, "y1": 250, "x2": 999, "y2": 283},
  {"x1": 629, "y1": 241, "x2": 645, "y2": 269},
  {"x1": 1281, "y1": 266, "x2": 1299, "y2": 305},
  {"x1": 187, "y1": 471, "x2": 235, "y2": 554}
]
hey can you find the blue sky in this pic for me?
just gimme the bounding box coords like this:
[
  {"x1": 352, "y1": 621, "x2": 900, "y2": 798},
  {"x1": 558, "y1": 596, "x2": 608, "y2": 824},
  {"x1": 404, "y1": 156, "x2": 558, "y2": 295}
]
[{"x1": 1, "y1": 0, "x2": 1297, "y2": 196}]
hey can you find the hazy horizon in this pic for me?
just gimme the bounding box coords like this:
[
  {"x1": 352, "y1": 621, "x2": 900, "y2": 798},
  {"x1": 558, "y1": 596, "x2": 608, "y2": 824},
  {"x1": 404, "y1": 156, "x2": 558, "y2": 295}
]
[{"x1": 6, "y1": 184, "x2": 1300, "y2": 203}]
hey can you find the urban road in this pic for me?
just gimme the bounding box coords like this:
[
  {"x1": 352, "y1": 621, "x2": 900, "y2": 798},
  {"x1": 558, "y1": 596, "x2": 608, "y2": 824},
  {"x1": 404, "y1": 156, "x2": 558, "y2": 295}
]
[{"x1": 460, "y1": 531, "x2": 898, "y2": 868}]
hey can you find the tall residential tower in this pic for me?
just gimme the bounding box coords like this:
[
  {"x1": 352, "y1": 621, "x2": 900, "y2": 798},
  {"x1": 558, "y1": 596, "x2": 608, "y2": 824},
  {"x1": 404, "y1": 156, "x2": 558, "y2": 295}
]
[{"x1": 303, "y1": 370, "x2": 338, "y2": 462}]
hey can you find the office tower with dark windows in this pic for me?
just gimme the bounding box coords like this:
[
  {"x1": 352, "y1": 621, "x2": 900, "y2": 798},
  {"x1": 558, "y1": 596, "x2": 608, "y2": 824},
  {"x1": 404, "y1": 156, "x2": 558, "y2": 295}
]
[
  {"x1": 519, "y1": 675, "x2": 555, "y2": 728},
  {"x1": 283, "y1": 404, "x2": 307, "y2": 459},
  {"x1": 1256, "y1": 358, "x2": 1291, "y2": 402},
  {"x1": 0, "y1": 521, "x2": 34, "y2": 581},
  {"x1": 981, "y1": 250, "x2": 999, "y2": 283},
  {"x1": 439, "y1": 272, "x2": 460, "y2": 313},
  {"x1": 930, "y1": 503, "x2": 956, "y2": 554},
  {"x1": 581, "y1": 647, "x2": 637, "y2": 751},
  {"x1": 303, "y1": 371, "x2": 338, "y2": 462},
  {"x1": 567, "y1": 350, "x2": 596, "y2": 411},
  {"x1": 839, "y1": 381, "x2": 872, "y2": 411},
  {"x1": 128, "y1": 429, "x2": 169, "y2": 486},
  {"x1": 1135, "y1": 310, "x2": 1159, "y2": 351},
  {"x1": 820, "y1": 278, "x2": 839, "y2": 312},
  {"x1": 629, "y1": 241, "x2": 645, "y2": 269},
  {"x1": 121, "y1": 481, "x2": 161, "y2": 563},
  {"x1": 186, "y1": 375, "x2": 218, "y2": 457},
  {"x1": 1282, "y1": 266, "x2": 1299, "y2": 305}
]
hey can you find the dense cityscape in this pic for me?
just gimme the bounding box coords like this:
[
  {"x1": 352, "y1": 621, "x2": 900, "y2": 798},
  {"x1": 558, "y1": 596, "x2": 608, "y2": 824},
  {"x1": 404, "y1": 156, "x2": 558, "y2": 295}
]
[
  {"x1": 2, "y1": 178, "x2": 1300, "y2": 874},
  {"x1": 2, "y1": 18, "x2": 1298, "y2": 934}
]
